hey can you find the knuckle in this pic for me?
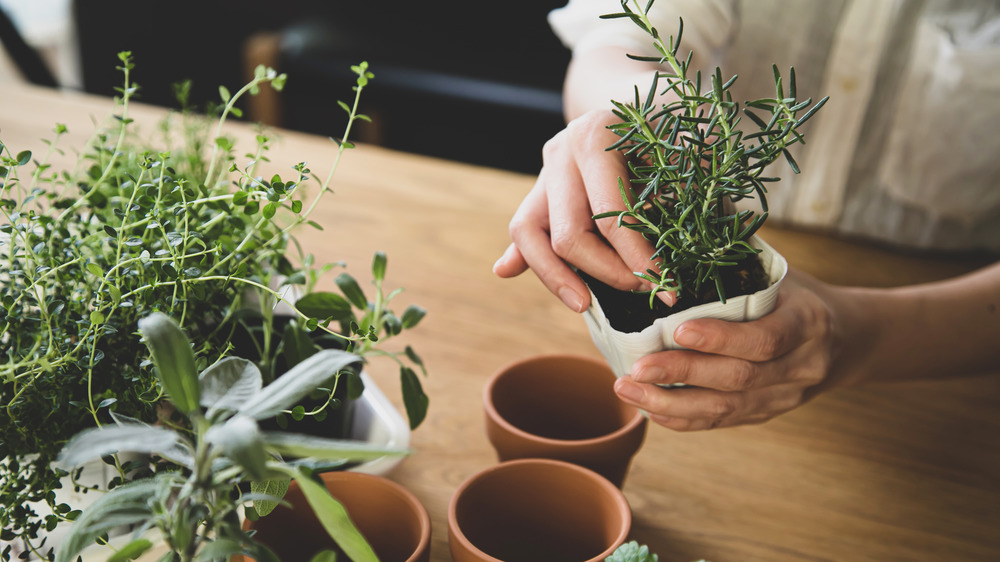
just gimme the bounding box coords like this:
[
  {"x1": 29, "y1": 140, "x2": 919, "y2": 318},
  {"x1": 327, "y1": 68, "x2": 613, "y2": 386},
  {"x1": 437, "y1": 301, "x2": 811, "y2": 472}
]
[
  {"x1": 707, "y1": 395, "x2": 738, "y2": 419},
  {"x1": 752, "y1": 331, "x2": 787, "y2": 359},
  {"x1": 550, "y1": 232, "x2": 579, "y2": 258},
  {"x1": 730, "y1": 361, "x2": 759, "y2": 390},
  {"x1": 541, "y1": 133, "x2": 566, "y2": 162}
]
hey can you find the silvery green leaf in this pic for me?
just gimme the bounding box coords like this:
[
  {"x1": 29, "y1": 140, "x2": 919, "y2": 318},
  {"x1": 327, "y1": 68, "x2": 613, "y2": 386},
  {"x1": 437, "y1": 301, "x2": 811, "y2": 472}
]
[
  {"x1": 261, "y1": 431, "x2": 408, "y2": 461},
  {"x1": 56, "y1": 425, "x2": 181, "y2": 470},
  {"x1": 238, "y1": 349, "x2": 361, "y2": 420},
  {"x1": 54, "y1": 479, "x2": 159, "y2": 562},
  {"x1": 270, "y1": 465, "x2": 377, "y2": 562},
  {"x1": 138, "y1": 312, "x2": 200, "y2": 414},
  {"x1": 205, "y1": 415, "x2": 268, "y2": 480},
  {"x1": 194, "y1": 538, "x2": 243, "y2": 561},
  {"x1": 199, "y1": 356, "x2": 262, "y2": 414},
  {"x1": 249, "y1": 477, "x2": 291, "y2": 518}
]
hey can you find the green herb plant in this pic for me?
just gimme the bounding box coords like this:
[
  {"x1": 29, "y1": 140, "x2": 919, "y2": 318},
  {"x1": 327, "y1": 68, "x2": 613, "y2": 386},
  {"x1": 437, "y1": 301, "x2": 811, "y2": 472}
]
[
  {"x1": 597, "y1": 0, "x2": 827, "y2": 308},
  {"x1": 54, "y1": 312, "x2": 400, "y2": 562},
  {"x1": 0, "y1": 53, "x2": 428, "y2": 560},
  {"x1": 605, "y1": 541, "x2": 659, "y2": 562}
]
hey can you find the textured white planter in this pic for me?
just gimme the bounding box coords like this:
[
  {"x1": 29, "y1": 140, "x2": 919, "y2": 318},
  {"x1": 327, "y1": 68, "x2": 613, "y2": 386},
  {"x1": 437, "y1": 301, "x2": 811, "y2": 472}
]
[{"x1": 583, "y1": 236, "x2": 788, "y2": 378}]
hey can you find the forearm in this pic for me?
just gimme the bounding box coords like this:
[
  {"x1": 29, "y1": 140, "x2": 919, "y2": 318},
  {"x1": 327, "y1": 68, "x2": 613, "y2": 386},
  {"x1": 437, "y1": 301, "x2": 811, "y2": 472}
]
[
  {"x1": 562, "y1": 46, "x2": 661, "y2": 121},
  {"x1": 831, "y1": 263, "x2": 1000, "y2": 386}
]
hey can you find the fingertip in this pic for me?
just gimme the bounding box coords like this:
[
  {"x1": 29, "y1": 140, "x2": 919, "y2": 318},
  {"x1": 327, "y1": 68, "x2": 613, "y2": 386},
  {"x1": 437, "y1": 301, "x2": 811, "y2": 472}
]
[
  {"x1": 673, "y1": 323, "x2": 705, "y2": 349},
  {"x1": 656, "y1": 289, "x2": 678, "y2": 307},
  {"x1": 492, "y1": 243, "x2": 526, "y2": 278},
  {"x1": 614, "y1": 376, "x2": 643, "y2": 404}
]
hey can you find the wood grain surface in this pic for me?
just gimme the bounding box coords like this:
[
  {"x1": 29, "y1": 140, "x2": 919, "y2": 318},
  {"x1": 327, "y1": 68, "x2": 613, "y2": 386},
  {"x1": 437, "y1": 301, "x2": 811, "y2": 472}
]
[{"x1": 3, "y1": 83, "x2": 998, "y2": 562}]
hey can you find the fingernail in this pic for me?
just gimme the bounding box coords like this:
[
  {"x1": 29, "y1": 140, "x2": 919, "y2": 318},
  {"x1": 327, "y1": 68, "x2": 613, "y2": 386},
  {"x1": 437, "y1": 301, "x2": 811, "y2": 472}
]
[
  {"x1": 558, "y1": 286, "x2": 586, "y2": 312},
  {"x1": 614, "y1": 378, "x2": 644, "y2": 403},
  {"x1": 674, "y1": 325, "x2": 703, "y2": 348},
  {"x1": 633, "y1": 364, "x2": 665, "y2": 383}
]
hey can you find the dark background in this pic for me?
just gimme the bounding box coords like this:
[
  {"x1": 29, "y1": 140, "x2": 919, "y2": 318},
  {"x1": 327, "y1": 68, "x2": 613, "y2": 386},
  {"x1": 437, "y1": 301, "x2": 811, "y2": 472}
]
[{"x1": 57, "y1": 1, "x2": 572, "y2": 175}]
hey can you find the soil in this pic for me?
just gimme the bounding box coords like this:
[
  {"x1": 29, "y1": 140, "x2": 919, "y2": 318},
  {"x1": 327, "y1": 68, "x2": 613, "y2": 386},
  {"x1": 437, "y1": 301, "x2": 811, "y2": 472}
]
[{"x1": 581, "y1": 255, "x2": 771, "y2": 333}]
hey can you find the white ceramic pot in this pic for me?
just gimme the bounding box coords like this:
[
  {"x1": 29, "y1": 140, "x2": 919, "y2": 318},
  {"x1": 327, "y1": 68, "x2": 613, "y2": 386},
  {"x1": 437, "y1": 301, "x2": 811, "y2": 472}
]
[{"x1": 582, "y1": 235, "x2": 788, "y2": 378}]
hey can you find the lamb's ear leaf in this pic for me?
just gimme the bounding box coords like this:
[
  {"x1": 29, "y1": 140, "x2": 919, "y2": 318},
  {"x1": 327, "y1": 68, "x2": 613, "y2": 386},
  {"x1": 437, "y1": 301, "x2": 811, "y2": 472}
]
[
  {"x1": 238, "y1": 349, "x2": 361, "y2": 420},
  {"x1": 200, "y1": 356, "x2": 263, "y2": 413},
  {"x1": 206, "y1": 416, "x2": 268, "y2": 481},
  {"x1": 271, "y1": 466, "x2": 378, "y2": 562},
  {"x1": 54, "y1": 479, "x2": 160, "y2": 562},
  {"x1": 138, "y1": 312, "x2": 200, "y2": 414},
  {"x1": 261, "y1": 431, "x2": 408, "y2": 461},
  {"x1": 56, "y1": 425, "x2": 180, "y2": 470}
]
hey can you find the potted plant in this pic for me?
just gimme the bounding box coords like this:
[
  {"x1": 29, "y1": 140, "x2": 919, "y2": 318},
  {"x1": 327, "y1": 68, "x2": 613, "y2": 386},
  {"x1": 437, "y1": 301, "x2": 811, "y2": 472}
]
[
  {"x1": 0, "y1": 53, "x2": 428, "y2": 559},
  {"x1": 54, "y1": 312, "x2": 412, "y2": 562},
  {"x1": 581, "y1": 0, "x2": 827, "y2": 376}
]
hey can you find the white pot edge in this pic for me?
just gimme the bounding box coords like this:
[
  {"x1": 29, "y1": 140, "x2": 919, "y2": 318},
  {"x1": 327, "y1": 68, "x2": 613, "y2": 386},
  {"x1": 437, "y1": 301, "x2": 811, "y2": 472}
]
[{"x1": 583, "y1": 235, "x2": 789, "y2": 377}]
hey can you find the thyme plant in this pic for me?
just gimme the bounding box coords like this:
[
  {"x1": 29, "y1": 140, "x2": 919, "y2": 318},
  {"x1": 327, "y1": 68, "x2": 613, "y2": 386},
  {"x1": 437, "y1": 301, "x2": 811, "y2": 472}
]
[
  {"x1": 0, "y1": 53, "x2": 427, "y2": 559},
  {"x1": 597, "y1": 0, "x2": 827, "y2": 307}
]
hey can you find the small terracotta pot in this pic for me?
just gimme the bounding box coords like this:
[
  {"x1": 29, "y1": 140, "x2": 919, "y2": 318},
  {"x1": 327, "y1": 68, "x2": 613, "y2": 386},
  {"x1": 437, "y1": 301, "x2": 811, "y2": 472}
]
[
  {"x1": 484, "y1": 354, "x2": 647, "y2": 487},
  {"x1": 238, "y1": 471, "x2": 430, "y2": 562},
  {"x1": 448, "y1": 458, "x2": 631, "y2": 562}
]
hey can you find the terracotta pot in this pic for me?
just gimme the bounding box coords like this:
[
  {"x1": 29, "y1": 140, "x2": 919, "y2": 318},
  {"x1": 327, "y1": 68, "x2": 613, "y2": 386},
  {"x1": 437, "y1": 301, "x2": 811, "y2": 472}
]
[
  {"x1": 484, "y1": 354, "x2": 647, "y2": 487},
  {"x1": 448, "y1": 458, "x2": 631, "y2": 562},
  {"x1": 238, "y1": 471, "x2": 430, "y2": 562},
  {"x1": 583, "y1": 234, "x2": 788, "y2": 377}
]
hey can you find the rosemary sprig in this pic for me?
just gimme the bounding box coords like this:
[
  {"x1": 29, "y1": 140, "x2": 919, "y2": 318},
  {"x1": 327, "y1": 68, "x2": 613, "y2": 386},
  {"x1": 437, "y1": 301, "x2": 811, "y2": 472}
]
[{"x1": 596, "y1": 0, "x2": 828, "y2": 306}]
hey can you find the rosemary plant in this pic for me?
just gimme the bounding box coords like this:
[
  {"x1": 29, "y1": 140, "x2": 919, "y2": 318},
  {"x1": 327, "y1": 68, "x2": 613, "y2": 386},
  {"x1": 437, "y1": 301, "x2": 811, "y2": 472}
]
[
  {"x1": 0, "y1": 53, "x2": 427, "y2": 559},
  {"x1": 597, "y1": 0, "x2": 827, "y2": 308}
]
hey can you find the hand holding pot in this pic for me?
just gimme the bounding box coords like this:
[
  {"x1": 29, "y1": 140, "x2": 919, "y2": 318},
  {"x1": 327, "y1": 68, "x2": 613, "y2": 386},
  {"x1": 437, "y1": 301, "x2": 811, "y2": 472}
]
[
  {"x1": 492, "y1": 109, "x2": 674, "y2": 311},
  {"x1": 612, "y1": 269, "x2": 841, "y2": 431},
  {"x1": 613, "y1": 264, "x2": 1000, "y2": 431}
]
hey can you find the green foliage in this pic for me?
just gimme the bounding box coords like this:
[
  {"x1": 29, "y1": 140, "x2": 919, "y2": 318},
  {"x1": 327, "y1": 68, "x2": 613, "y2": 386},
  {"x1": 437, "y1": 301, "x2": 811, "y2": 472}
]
[
  {"x1": 605, "y1": 541, "x2": 659, "y2": 562},
  {"x1": 54, "y1": 312, "x2": 403, "y2": 562},
  {"x1": 598, "y1": 0, "x2": 827, "y2": 306},
  {"x1": 0, "y1": 54, "x2": 428, "y2": 559}
]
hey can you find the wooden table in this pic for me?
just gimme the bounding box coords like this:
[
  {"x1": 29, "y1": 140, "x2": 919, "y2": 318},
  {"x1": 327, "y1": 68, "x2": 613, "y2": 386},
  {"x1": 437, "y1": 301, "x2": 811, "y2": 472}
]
[{"x1": 3, "y1": 82, "x2": 999, "y2": 561}]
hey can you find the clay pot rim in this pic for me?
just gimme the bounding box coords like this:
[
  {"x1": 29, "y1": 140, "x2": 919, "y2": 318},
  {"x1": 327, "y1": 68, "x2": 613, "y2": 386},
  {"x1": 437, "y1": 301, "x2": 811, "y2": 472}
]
[
  {"x1": 446, "y1": 458, "x2": 631, "y2": 562},
  {"x1": 483, "y1": 353, "x2": 646, "y2": 448},
  {"x1": 320, "y1": 471, "x2": 432, "y2": 562},
  {"x1": 241, "y1": 471, "x2": 431, "y2": 562}
]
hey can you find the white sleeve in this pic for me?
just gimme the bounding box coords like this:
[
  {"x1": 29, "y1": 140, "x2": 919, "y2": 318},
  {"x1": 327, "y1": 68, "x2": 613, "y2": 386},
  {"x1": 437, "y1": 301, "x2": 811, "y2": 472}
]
[{"x1": 548, "y1": 0, "x2": 738, "y2": 64}]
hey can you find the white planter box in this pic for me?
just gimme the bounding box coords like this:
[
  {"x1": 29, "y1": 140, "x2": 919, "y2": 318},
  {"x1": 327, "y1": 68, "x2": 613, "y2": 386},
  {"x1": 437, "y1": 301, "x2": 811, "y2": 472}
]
[{"x1": 583, "y1": 236, "x2": 788, "y2": 378}]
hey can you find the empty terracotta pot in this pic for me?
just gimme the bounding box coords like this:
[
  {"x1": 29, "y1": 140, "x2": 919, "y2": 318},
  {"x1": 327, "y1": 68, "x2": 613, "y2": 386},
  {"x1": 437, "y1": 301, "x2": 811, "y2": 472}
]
[
  {"x1": 484, "y1": 354, "x2": 648, "y2": 487},
  {"x1": 238, "y1": 471, "x2": 430, "y2": 562},
  {"x1": 448, "y1": 458, "x2": 631, "y2": 562}
]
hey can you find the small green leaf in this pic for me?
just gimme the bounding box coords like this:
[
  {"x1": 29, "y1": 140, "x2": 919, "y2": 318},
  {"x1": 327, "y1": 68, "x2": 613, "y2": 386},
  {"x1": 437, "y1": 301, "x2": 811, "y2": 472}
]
[
  {"x1": 250, "y1": 477, "x2": 291, "y2": 518},
  {"x1": 219, "y1": 85, "x2": 231, "y2": 103},
  {"x1": 90, "y1": 310, "x2": 105, "y2": 324},
  {"x1": 400, "y1": 305, "x2": 426, "y2": 329},
  {"x1": 335, "y1": 273, "x2": 367, "y2": 309},
  {"x1": 86, "y1": 263, "x2": 103, "y2": 277},
  {"x1": 263, "y1": 201, "x2": 277, "y2": 219},
  {"x1": 296, "y1": 292, "x2": 353, "y2": 322},
  {"x1": 400, "y1": 367, "x2": 428, "y2": 430},
  {"x1": 371, "y1": 252, "x2": 387, "y2": 281},
  {"x1": 16, "y1": 150, "x2": 31, "y2": 166},
  {"x1": 310, "y1": 552, "x2": 339, "y2": 562}
]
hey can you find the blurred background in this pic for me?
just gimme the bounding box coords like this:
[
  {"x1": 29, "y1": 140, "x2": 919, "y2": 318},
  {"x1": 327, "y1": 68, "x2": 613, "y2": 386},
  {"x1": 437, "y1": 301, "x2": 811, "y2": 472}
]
[{"x1": 0, "y1": 0, "x2": 571, "y2": 174}]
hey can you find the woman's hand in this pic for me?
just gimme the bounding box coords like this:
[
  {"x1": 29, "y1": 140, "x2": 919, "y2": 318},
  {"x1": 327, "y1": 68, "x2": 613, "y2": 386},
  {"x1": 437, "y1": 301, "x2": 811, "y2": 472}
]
[
  {"x1": 493, "y1": 109, "x2": 674, "y2": 311},
  {"x1": 612, "y1": 270, "x2": 857, "y2": 431}
]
